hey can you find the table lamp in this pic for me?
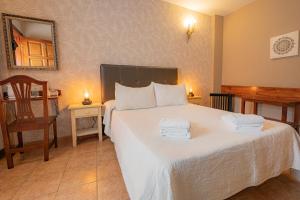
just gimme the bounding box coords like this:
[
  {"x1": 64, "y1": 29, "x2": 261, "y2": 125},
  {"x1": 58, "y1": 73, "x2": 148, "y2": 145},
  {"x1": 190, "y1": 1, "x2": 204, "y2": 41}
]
[
  {"x1": 82, "y1": 91, "x2": 92, "y2": 105},
  {"x1": 188, "y1": 88, "x2": 194, "y2": 97}
]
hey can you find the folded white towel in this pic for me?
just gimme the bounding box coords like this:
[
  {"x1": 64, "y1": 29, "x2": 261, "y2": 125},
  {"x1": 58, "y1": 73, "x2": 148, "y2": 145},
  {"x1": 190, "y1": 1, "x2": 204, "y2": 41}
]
[
  {"x1": 222, "y1": 113, "x2": 264, "y2": 126},
  {"x1": 159, "y1": 118, "x2": 190, "y2": 129},
  {"x1": 160, "y1": 128, "x2": 190, "y2": 135},
  {"x1": 160, "y1": 129, "x2": 191, "y2": 139},
  {"x1": 226, "y1": 122, "x2": 263, "y2": 131},
  {"x1": 222, "y1": 113, "x2": 264, "y2": 132},
  {"x1": 235, "y1": 126, "x2": 263, "y2": 132},
  {"x1": 161, "y1": 127, "x2": 190, "y2": 132}
]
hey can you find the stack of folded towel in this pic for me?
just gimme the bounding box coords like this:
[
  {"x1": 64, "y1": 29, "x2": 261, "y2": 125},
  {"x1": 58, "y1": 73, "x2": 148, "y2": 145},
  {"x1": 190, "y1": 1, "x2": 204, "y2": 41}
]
[
  {"x1": 159, "y1": 118, "x2": 191, "y2": 139},
  {"x1": 222, "y1": 113, "x2": 265, "y2": 131}
]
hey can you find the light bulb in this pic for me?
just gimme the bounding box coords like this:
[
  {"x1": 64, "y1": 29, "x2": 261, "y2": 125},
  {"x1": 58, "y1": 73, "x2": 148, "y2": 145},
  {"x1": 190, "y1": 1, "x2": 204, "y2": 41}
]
[
  {"x1": 84, "y1": 91, "x2": 90, "y2": 99},
  {"x1": 184, "y1": 16, "x2": 196, "y2": 28}
]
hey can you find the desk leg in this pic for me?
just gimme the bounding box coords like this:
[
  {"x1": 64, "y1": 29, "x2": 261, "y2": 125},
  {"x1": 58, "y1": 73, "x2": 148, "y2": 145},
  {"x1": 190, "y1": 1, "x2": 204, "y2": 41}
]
[
  {"x1": 281, "y1": 105, "x2": 288, "y2": 123},
  {"x1": 71, "y1": 112, "x2": 77, "y2": 147},
  {"x1": 253, "y1": 102, "x2": 258, "y2": 115},
  {"x1": 54, "y1": 99, "x2": 59, "y2": 116},
  {"x1": 241, "y1": 99, "x2": 246, "y2": 114},
  {"x1": 98, "y1": 114, "x2": 102, "y2": 142}
]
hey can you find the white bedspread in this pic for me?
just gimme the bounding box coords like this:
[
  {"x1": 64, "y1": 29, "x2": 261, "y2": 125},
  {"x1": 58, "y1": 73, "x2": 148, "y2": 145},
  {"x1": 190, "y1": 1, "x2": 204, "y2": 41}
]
[{"x1": 110, "y1": 104, "x2": 300, "y2": 200}]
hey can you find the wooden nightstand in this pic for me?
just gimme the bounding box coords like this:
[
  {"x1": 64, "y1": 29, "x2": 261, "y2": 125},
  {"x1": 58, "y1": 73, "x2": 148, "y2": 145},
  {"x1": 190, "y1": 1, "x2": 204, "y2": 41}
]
[
  {"x1": 68, "y1": 103, "x2": 102, "y2": 147},
  {"x1": 187, "y1": 96, "x2": 202, "y2": 105}
]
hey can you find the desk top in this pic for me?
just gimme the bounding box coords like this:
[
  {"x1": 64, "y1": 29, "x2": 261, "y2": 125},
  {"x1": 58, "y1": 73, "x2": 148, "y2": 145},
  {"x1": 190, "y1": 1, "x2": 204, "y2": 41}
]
[
  {"x1": 222, "y1": 85, "x2": 300, "y2": 103},
  {"x1": 242, "y1": 96, "x2": 300, "y2": 105}
]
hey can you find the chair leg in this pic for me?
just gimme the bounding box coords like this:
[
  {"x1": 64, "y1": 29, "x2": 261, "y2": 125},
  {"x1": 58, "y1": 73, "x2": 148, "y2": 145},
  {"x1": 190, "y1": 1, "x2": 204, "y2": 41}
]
[
  {"x1": 53, "y1": 120, "x2": 58, "y2": 148},
  {"x1": 17, "y1": 132, "x2": 24, "y2": 154},
  {"x1": 2, "y1": 130, "x2": 14, "y2": 169},
  {"x1": 44, "y1": 128, "x2": 49, "y2": 161},
  {"x1": 5, "y1": 149, "x2": 14, "y2": 169}
]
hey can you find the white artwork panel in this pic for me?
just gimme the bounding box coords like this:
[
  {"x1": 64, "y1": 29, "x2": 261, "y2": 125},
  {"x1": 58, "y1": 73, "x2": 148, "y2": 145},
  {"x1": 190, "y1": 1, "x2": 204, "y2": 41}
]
[{"x1": 270, "y1": 31, "x2": 299, "y2": 59}]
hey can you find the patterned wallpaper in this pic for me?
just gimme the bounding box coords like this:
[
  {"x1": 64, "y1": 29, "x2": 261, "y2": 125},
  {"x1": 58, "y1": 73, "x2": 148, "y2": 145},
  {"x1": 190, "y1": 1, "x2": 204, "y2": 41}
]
[{"x1": 0, "y1": 0, "x2": 212, "y2": 139}]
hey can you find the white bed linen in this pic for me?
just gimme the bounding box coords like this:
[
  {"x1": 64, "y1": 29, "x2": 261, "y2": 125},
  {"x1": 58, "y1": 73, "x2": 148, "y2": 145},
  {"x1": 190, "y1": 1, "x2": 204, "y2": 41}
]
[
  {"x1": 103, "y1": 100, "x2": 116, "y2": 137},
  {"x1": 110, "y1": 104, "x2": 300, "y2": 200}
]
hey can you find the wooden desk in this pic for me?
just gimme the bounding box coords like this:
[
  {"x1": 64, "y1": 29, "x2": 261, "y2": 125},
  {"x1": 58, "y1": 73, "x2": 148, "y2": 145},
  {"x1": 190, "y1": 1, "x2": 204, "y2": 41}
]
[
  {"x1": 221, "y1": 85, "x2": 300, "y2": 131},
  {"x1": 241, "y1": 96, "x2": 300, "y2": 128},
  {"x1": 2, "y1": 95, "x2": 60, "y2": 102},
  {"x1": 1, "y1": 95, "x2": 60, "y2": 115}
]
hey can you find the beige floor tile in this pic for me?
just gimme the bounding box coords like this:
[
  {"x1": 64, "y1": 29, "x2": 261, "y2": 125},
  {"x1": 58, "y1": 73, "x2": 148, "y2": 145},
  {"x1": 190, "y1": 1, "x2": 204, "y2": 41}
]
[
  {"x1": 48, "y1": 148, "x2": 73, "y2": 163},
  {"x1": 97, "y1": 149, "x2": 117, "y2": 164},
  {"x1": 67, "y1": 151, "x2": 97, "y2": 169},
  {"x1": 13, "y1": 172, "x2": 63, "y2": 200},
  {"x1": 97, "y1": 139, "x2": 114, "y2": 152},
  {"x1": 55, "y1": 182, "x2": 97, "y2": 200},
  {"x1": 74, "y1": 140, "x2": 97, "y2": 154},
  {"x1": 0, "y1": 187, "x2": 19, "y2": 200},
  {"x1": 11, "y1": 193, "x2": 56, "y2": 200},
  {"x1": 98, "y1": 176, "x2": 129, "y2": 200},
  {"x1": 59, "y1": 166, "x2": 97, "y2": 190},
  {"x1": 97, "y1": 159, "x2": 122, "y2": 180},
  {"x1": 31, "y1": 160, "x2": 68, "y2": 176},
  {"x1": 0, "y1": 161, "x2": 38, "y2": 177},
  {"x1": 0, "y1": 174, "x2": 28, "y2": 191},
  {"x1": 33, "y1": 193, "x2": 56, "y2": 200},
  {"x1": 27, "y1": 167, "x2": 64, "y2": 181}
]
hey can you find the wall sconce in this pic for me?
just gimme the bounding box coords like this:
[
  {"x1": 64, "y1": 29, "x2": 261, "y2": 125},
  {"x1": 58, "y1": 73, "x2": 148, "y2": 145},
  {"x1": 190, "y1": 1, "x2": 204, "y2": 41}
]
[
  {"x1": 184, "y1": 16, "x2": 197, "y2": 41},
  {"x1": 82, "y1": 91, "x2": 92, "y2": 105}
]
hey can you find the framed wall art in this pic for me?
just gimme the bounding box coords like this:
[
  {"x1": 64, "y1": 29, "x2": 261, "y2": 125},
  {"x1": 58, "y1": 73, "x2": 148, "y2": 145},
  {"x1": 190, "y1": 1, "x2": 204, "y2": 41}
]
[{"x1": 270, "y1": 30, "x2": 299, "y2": 59}]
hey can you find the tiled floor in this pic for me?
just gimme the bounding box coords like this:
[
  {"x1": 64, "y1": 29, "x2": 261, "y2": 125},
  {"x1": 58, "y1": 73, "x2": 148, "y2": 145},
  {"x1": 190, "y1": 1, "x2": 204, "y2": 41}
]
[
  {"x1": 0, "y1": 136, "x2": 299, "y2": 200},
  {"x1": 0, "y1": 137, "x2": 128, "y2": 200}
]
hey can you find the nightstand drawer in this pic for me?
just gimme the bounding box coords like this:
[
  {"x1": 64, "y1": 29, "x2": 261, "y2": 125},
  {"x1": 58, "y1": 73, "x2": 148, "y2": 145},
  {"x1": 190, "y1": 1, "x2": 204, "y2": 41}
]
[{"x1": 73, "y1": 107, "x2": 99, "y2": 117}]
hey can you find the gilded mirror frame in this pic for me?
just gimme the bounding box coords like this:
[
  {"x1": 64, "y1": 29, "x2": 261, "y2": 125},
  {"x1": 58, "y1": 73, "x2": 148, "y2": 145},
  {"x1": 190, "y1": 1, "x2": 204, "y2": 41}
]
[{"x1": 1, "y1": 13, "x2": 58, "y2": 70}]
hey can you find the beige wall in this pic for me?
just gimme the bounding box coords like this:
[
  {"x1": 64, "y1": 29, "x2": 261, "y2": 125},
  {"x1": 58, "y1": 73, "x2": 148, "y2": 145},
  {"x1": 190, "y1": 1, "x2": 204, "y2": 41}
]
[
  {"x1": 0, "y1": 0, "x2": 213, "y2": 140},
  {"x1": 223, "y1": 0, "x2": 300, "y2": 88},
  {"x1": 211, "y1": 15, "x2": 223, "y2": 92},
  {"x1": 223, "y1": 0, "x2": 300, "y2": 127}
]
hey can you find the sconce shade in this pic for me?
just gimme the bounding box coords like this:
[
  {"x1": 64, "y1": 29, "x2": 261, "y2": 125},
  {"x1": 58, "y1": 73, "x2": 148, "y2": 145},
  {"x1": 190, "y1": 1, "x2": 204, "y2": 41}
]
[{"x1": 184, "y1": 16, "x2": 196, "y2": 41}]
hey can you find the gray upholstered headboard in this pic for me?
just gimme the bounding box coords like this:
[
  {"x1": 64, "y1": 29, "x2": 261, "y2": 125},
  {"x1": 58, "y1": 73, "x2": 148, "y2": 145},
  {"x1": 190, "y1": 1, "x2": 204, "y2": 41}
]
[{"x1": 100, "y1": 64, "x2": 178, "y2": 103}]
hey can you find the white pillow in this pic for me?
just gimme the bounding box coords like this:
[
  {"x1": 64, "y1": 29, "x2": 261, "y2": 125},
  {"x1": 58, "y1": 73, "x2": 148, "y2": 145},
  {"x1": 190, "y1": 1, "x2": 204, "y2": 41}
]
[
  {"x1": 153, "y1": 83, "x2": 187, "y2": 106},
  {"x1": 115, "y1": 83, "x2": 156, "y2": 110}
]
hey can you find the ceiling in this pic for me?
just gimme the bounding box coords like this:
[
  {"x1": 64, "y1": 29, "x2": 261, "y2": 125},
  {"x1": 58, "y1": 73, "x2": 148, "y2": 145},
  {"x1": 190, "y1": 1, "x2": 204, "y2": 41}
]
[{"x1": 162, "y1": 0, "x2": 256, "y2": 16}]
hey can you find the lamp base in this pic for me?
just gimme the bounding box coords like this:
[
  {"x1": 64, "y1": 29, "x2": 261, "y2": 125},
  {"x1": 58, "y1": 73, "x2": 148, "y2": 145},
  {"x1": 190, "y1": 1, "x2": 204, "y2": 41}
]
[
  {"x1": 82, "y1": 98, "x2": 92, "y2": 105},
  {"x1": 188, "y1": 92, "x2": 194, "y2": 97}
]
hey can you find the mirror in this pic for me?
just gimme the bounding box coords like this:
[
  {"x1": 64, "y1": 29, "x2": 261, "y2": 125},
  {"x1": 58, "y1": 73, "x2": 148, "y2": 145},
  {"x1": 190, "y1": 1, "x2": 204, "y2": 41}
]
[{"x1": 2, "y1": 13, "x2": 58, "y2": 70}]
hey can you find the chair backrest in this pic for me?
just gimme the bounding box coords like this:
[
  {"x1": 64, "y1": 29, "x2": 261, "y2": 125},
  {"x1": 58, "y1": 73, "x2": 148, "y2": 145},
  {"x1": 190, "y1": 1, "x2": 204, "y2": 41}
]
[
  {"x1": 0, "y1": 75, "x2": 48, "y2": 122},
  {"x1": 210, "y1": 93, "x2": 234, "y2": 112}
]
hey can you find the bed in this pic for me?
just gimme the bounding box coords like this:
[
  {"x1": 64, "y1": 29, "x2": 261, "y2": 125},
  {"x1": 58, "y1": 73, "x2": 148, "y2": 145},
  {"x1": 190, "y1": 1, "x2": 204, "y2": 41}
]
[{"x1": 100, "y1": 64, "x2": 300, "y2": 200}]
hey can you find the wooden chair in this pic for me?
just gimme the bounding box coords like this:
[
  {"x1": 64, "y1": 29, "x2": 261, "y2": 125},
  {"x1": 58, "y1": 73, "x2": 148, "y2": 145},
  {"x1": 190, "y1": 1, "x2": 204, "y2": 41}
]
[
  {"x1": 210, "y1": 93, "x2": 234, "y2": 112},
  {"x1": 0, "y1": 75, "x2": 58, "y2": 169}
]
